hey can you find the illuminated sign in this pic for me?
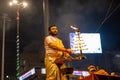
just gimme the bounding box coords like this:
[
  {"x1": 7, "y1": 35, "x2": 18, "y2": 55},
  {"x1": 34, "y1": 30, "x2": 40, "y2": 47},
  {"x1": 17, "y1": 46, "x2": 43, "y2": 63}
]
[
  {"x1": 73, "y1": 70, "x2": 90, "y2": 76},
  {"x1": 19, "y1": 68, "x2": 35, "y2": 80},
  {"x1": 41, "y1": 68, "x2": 46, "y2": 74},
  {"x1": 70, "y1": 33, "x2": 102, "y2": 54}
]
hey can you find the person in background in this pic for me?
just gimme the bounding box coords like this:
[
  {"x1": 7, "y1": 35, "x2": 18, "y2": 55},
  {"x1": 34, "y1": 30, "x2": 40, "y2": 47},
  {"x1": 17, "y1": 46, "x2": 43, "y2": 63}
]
[
  {"x1": 44, "y1": 25, "x2": 73, "y2": 80},
  {"x1": 87, "y1": 65, "x2": 97, "y2": 73},
  {"x1": 110, "y1": 72, "x2": 118, "y2": 76},
  {"x1": 87, "y1": 65, "x2": 109, "y2": 75}
]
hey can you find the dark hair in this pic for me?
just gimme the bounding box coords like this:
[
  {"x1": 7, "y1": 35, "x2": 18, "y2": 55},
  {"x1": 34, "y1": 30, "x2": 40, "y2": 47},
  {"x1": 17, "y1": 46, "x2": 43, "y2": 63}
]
[{"x1": 48, "y1": 25, "x2": 56, "y2": 31}]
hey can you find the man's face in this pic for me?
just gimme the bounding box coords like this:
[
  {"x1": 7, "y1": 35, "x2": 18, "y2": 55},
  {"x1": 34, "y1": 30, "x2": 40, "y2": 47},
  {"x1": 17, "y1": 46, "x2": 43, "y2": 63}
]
[{"x1": 49, "y1": 26, "x2": 58, "y2": 36}]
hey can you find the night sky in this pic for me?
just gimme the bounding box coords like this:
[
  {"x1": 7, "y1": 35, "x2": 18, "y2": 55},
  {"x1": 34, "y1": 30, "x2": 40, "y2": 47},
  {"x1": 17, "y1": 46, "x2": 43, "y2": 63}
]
[{"x1": 0, "y1": 0, "x2": 120, "y2": 79}]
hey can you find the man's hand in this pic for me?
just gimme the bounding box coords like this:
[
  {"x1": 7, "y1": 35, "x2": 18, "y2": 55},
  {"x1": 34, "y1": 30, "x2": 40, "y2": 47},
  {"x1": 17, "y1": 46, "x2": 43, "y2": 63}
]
[
  {"x1": 65, "y1": 48, "x2": 72, "y2": 53},
  {"x1": 64, "y1": 51, "x2": 73, "y2": 61}
]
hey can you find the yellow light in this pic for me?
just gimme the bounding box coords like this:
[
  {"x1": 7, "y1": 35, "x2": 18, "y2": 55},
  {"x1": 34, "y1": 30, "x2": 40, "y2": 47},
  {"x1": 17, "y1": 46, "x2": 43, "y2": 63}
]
[
  {"x1": 12, "y1": 0, "x2": 18, "y2": 4},
  {"x1": 22, "y1": 2, "x2": 28, "y2": 8},
  {"x1": 9, "y1": 2, "x2": 13, "y2": 6}
]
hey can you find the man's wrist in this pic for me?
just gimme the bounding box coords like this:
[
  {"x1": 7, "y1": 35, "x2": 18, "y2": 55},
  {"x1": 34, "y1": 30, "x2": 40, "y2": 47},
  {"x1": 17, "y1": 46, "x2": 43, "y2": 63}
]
[{"x1": 64, "y1": 49, "x2": 67, "y2": 52}]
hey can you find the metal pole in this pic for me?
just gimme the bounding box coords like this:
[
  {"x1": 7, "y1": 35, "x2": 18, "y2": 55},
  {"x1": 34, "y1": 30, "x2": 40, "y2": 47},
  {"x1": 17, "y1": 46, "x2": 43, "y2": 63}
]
[
  {"x1": 43, "y1": 0, "x2": 49, "y2": 36},
  {"x1": 1, "y1": 13, "x2": 7, "y2": 80},
  {"x1": 16, "y1": 5, "x2": 20, "y2": 35},
  {"x1": 16, "y1": 5, "x2": 21, "y2": 79}
]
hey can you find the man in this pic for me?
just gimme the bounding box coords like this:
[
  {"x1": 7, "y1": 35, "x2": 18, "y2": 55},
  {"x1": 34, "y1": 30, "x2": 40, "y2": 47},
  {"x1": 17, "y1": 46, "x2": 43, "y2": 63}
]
[
  {"x1": 44, "y1": 25, "x2": 73, "y2": 80},
  {"x1": 87, "y1": 65, "x2": 109, "y2": 75}
]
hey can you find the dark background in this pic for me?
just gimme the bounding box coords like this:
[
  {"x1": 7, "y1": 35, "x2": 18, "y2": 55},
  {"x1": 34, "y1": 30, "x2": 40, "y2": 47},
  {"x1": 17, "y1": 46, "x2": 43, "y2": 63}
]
[{"x1": 0, "y1": 0, "x2": 120, "y2": 79}]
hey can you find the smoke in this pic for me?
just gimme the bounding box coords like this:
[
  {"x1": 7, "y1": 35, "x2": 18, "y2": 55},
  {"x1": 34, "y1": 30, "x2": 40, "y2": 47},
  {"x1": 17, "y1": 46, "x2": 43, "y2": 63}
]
[{"x1": 50, "y1": 0, "x2": 108, "y2": 32}]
